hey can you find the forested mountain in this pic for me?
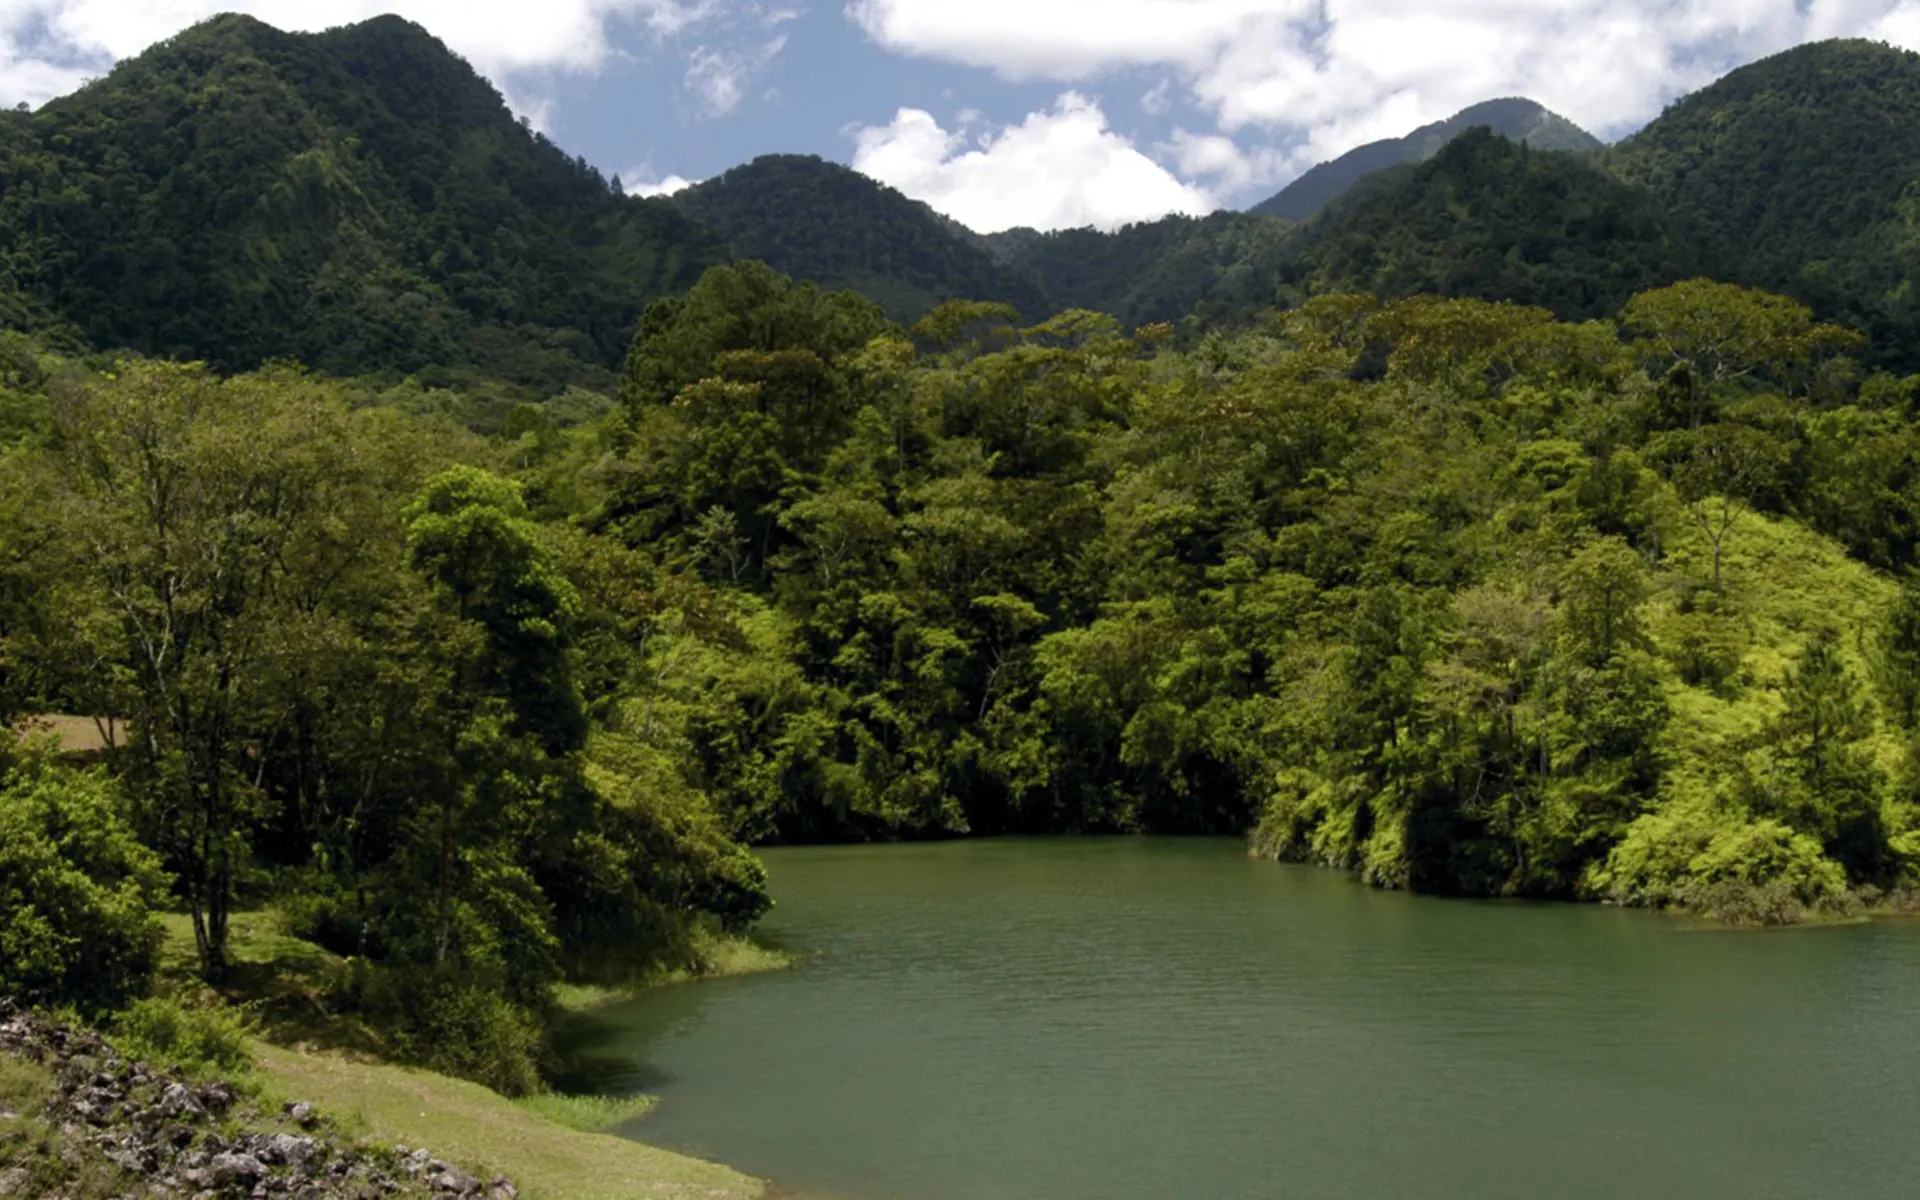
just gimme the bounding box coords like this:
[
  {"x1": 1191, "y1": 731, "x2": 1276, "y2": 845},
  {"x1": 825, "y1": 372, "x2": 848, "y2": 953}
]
[
  {"x1": 1001, "y1": 211, "x2": 1295, "y2": 327},
  {"x1": 1275, "y1": 128, "x2": 1716, "y2": 319},
  {"x1": 0, "y1": 13, "x2": 724, "y2": 390},
  {"x1": 1610, "y1": 39, "x2": 1920, "y2": 366},
  {"x1": 1254, "y1": 97, "x2": 1602, "y2": 220},
  {"x1": 674, "y1": 155, "x2": 1046, "y2": 322}
]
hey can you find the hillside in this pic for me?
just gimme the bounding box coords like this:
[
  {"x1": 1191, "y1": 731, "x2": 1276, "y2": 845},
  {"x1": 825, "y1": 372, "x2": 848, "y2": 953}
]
[
  {"x1": 1275, "y1": 127, "x2": 1716, "y2": 319},
  {"x1": 1254, "y1": 97, "x2": 1602, "y2": 221},
  {"x1": 1003, "y1": 211, "x2": 1295, "y2": 326},
  {"x1": 674, "y1": 155, "x2": 1046, "y2": 322},
  {"x1": 0, "y1": 14, "x2": 724, "y2": 389},
  {"x1": 1610, "y1": 38, "x2": 1920, "y2": 363}
]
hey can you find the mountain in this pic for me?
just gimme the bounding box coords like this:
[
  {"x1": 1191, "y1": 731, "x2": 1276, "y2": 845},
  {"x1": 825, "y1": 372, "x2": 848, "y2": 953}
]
[
  {"x1": 1253, "y1": 98, "x2": 1602, "y2": 221},
  {"x1": 0, "y1": 14, "x2": 724, "y2": 389},
  {"x1": 1275, "y1": 127, "x2": 1713, "y2": 320},
  {"x1": 1004, "y1": 212, "x2": 1295, "y2": 327},
  {"x1": 1610, "y1": 38, "x2": 1920, "y2": 361},
  {"x1": 674, "y1": 155, "x2": 1047, "y2": 322}
]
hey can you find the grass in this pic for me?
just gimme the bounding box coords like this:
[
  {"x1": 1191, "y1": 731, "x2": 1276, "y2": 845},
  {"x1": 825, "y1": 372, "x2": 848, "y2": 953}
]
[
  {"x1": 153, "y1": 910, "x2": 787, "y2": 1196},
  {"x1": 11, "y1": 713, "x2": 123, "y2": 757},
  {"x1": 555, "y1": 929, "x2": 795, "y2": 1014},
  {"x1": 252, "y1": 1042, "x2": 764, "y2": 1200},
  {"x1": 155, "y1": 910, "x2": 386, "y2": 1058},
  {"x1": 512, "y1": 1091, "x2": 658, "y2": 1132}
]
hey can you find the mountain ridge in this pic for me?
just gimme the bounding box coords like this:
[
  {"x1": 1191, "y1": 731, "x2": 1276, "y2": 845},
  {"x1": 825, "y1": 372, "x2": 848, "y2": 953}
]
[
  {"x1": 1252, "y1": 97, "x2": 1603, "y2": 221},
  {"x1": 0, "y1": 12, "x2": 724, "y2": 388}
]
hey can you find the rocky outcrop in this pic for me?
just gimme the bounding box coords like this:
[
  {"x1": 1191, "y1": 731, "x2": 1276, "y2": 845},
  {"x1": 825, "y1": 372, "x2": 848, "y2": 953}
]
[{"x1": 0, "y1": 1001, "x2": 519, "y2": 1199}]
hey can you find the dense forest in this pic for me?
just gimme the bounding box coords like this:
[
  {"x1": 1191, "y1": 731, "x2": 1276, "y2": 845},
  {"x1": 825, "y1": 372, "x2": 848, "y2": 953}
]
[
  {"x1": 0, "y1": 14, "x2": 724, "y2": 392},
  {"x1": 1251, "y1": 97, "x2": 1601, "y2": 221},
  {"x1": 9, "y1": 12, "x2": 1920, "y2": 1111}
]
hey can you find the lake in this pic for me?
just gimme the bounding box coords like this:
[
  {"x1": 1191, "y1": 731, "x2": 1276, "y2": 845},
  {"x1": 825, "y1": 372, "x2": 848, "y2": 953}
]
[{"x1": 557, "y1": 838, "x2": 1920, "y2": 1200}]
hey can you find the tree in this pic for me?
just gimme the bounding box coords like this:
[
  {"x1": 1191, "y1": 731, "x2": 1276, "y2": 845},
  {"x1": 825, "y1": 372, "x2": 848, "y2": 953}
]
[
  {"x1": 1655, "y1": 422, "x2": 1792, "y2": 595},
  {"x1": 0, "y1": 749, "x2": 165, "y2": 1014},
  {"x1": 39, "y1": 364, "x2": 388, "y2": 978},
  {"x1": 405, "y1": 466, "x2": 583, "y2": 963},
  {"x1": 1765, "y1": 630, "x2": 1889, "y2": 878},
  {"x1": 1874, "y1": 579, "x2": 1920, "y2": 729},
  {"x1": 1622, "y1": 280, "x2": 1859, "y2": 427}
]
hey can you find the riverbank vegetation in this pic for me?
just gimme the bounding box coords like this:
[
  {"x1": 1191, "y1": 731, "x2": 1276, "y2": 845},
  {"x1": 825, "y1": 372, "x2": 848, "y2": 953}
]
[
  {"x1": 8, "y1": 268, "x2": 1920, "y2": 1064},
  {"x1": 13, "y1": 14, "x2": 1920, "y2": 1200}
]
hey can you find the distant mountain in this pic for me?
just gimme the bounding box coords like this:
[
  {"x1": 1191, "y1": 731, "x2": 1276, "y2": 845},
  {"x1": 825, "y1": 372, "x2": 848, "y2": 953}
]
[
  {"x1": 674, "y1": 155, "x2": 1047, "y2": 322},
  {"x1": 10, "y1": 17, "x2": 1920, "y2": 384},
  {"x1": 1610, "y1": 38, "x2": 1920, "y2": 360},
  {"x1": 0, "y1": 14, "x2": 724, "y2": 388},
  {"x1": 1253, "y1": 98, "x2": 1601, "y2": 221},
  {"x1": 1278, "y1": 127, "x2": 1712, "y2": 319},
  {"x1": 1005, "y1": 212, "x2": 1295, "y2": 327}
]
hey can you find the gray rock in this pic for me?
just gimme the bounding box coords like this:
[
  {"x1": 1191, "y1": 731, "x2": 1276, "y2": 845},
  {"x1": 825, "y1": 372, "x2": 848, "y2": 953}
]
[
  {"x1": 160, "y1": 1083, "x2": 204, "y2": 1119},
  {"x1": 261, "y1": 1133, "x2": 318, "y2": 1168},
  {"x1": 430, "y1": 1165, "x2": 481, "y2": 1195},
  {"x1": 0, "y1": 1167, "x2": 29, "y2": 1196},
  {"x1": 210, "y1": 1151, "x2": 266, "y2": 1185},
  {"x1": 286, "y1": 1101, "x2": 317, "y2": 1128}
]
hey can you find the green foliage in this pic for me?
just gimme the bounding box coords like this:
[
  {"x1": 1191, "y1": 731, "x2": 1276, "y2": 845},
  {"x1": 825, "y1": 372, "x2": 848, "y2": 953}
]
[
  {"x1": 1279, "y1": 129, "x2": 1715, "y2": 321},
  {"x1": 512, "y1": 1091, "x2": 656, "y2": 1132},
  {"x1": 1253, "y1": 98, "x2": 1602, "y2": 221},
  {"x1": 362, "y1": 966, "x2": 546, "y2": 1096},
  {"x1": 110, "y1": 996, "x2": 252, "y2": 1076},
  {"x1": 0, "y1": 14, "x2": 722, "y2": 387},
  {"x1": 1611, "y1": 39, "x2": 1920, "y2": 369},
  {"x1": 674, "y1": 155, "x2": 1045, "y2": 323},
  {"x1": 1591, "y1": 802, "x2": 1850, "y2": 924},
  {"x1": 0, "y1": 753, "x2": 165, "y2": 1014}
]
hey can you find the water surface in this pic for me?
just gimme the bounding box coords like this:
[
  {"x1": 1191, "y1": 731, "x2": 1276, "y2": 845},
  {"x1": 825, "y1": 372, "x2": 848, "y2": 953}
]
[{"x1": 560, "y1": 838, "x2": 1920, "y2": 1200}]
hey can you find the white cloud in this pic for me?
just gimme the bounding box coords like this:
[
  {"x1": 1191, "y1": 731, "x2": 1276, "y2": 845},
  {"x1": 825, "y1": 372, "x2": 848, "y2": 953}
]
[
  {"x1": 684, "y1": 33, "x2": 786, "y2": 116},
  {"x1": 1160, "y1": 128, "x2": 1290, "y2": 194},
  {"x1": 851, "y1": 92, "x2": 1217, "y2": 233},
  {"x1": 846, "y1": 0, "x2": 1920, "y2": 165},
  {"x1": 620, "y1": 170, "x2": 701, "y2": 196},
  {"x1": 0, "y1": 0, "x2": 774, "y2": 110}
]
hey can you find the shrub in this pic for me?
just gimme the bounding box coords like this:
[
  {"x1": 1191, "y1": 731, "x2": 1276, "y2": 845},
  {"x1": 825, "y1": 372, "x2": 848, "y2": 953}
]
[
  {"x1": 0, "y1": 753, "x2": 166, "y2": 1014},
  {"x1": 1590, "y1": 800, "x2": 1849, "y2": 923},
  {"x1": 112, "y1": 997, "x2": 252, "y2": 1075},
  {"x1": 363, "y1": 967, "x2": 545, "y2": 1096}
]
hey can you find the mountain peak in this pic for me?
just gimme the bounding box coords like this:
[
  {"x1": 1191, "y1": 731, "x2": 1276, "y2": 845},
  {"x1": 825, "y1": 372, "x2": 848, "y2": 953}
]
[
  {"x1": 1251, "y1": 97, "x2": 1600, "y2": 221},
  {"x1": 674, "y1": 154, "x2": 1046, "y2": 322}
]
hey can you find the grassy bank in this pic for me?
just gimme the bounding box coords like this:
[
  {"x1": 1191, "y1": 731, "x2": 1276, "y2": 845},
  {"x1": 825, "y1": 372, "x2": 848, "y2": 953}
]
[
  {"x1": 556, "y1": 928, "x2": 796, "y2": 1014},
  {"x1": 251, "y1": 1044, "x2": 762, "y2": 1200},
  {"x1": 145, "y1": 910, "x2": 787, "y2": 1197}
]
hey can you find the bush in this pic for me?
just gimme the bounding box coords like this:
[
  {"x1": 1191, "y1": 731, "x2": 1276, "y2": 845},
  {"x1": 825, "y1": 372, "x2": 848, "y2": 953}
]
[
  {"x1": 0, "y1": 753, "x2": 166, "y2": 1014},
  {"x1": 363, "y1": 967, "x2": 545, "y2": 1096},
  {"x1": 112, "y1": 997, "x2": 252, "y2": 1075},
  {"x1": 1590, "y1": 800, "x2": 1850, "y2": 923}
]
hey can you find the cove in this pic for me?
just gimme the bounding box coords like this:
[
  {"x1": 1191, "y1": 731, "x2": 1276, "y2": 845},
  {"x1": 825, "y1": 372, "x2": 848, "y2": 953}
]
[{"x1": 557, "y1": 838, "x2": 1920, "y2": 1200}]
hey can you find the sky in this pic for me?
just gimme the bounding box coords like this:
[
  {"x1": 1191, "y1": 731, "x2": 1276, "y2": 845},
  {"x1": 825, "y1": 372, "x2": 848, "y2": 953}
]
[{"x1": 7, "y1": 0, "x2": 1920, "y2": 232}]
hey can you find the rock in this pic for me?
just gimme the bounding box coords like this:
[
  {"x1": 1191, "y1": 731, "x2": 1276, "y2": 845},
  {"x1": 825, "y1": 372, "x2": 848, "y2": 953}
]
[
  {"x1": 261, "y1": 1133, "x2": 319, "y2": 1168},
  {"x1": 195, "y1": 1082, "x2": 236, "y2": 1116},
  {"x1": 210, "y1": 1152, "x2": 266, "y2": 1186},
  {"x1": 160, "y1": 1083, "x2": 204, "y2": 1120},
  {"x1": 429, "y1": 1165, "x2": 481, "y2": 1195},
  {"x1": 0, "y1": 1001, "x2": 525, "y2": 1200}
]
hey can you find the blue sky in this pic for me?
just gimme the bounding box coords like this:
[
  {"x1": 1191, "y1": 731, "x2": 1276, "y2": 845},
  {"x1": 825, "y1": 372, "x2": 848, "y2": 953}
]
[{"x1": 7, "y1": 0, "x2": 1920, "y2": 231}]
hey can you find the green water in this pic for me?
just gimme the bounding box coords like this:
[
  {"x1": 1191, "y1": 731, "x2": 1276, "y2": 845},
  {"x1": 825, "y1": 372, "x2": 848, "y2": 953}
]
[{"x1": 560, "y1": 839, "x2": 1920, "y2": 1200}]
